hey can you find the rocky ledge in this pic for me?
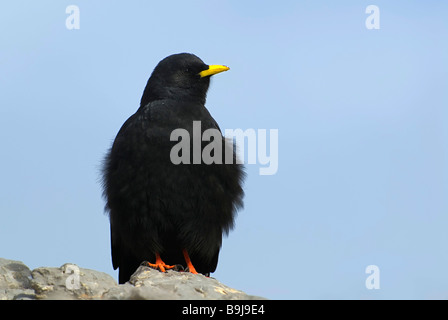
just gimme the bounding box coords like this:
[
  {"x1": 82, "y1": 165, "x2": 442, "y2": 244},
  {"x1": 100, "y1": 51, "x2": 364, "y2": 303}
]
[{"x1": 0, "y1": 258, "x2": 264, "y2": 300}]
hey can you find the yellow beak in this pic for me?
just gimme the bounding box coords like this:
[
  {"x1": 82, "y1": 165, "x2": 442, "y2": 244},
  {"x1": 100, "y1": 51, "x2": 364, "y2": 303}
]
[{"x1": 199, "y1": 65, "x2": 230, "y2": 78}]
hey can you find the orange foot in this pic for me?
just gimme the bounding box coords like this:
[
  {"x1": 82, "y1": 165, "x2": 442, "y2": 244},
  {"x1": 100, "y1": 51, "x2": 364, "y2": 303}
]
[
  {"x1": 142, "y1": 253, "x2": 176, "y2": 273},
  {"x1": 182, "y1": 249, "x2": 198, "y2": 274}
]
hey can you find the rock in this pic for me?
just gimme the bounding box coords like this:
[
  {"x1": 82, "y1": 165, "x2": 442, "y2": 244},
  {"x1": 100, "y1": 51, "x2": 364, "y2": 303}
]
[
  {"x1": 0, "y1": 258, "x2": 265, "y2": 300},
  {"x1": 0, "y1": 258, "x2": 34, "y2": 300},
  {"x1": 103, "y1": 265, "x2": 261, "y2": 300},
  {"x1": 30, "y1": 263, "x2": 117, "y2": 300}
]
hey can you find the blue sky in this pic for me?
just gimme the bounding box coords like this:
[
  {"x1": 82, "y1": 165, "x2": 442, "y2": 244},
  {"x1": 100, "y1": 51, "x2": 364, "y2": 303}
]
[{"x1": 1, "y1": 1, "x2": 447, "y2": 299}]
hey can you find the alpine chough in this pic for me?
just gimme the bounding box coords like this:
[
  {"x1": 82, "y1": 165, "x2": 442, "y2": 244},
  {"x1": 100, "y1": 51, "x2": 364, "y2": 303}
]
[{"x1": 102, "y1": 53, "x2": 245, "y2": 284}]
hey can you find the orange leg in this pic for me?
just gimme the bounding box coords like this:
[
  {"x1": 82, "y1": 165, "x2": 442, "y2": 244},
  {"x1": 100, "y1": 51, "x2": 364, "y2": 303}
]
[
  {"x1": 144, "y1": 252, "x2": 175, "y2": 272},
  {"x1": 182, "y1": 249, "x2": 198, "y2": 274}
]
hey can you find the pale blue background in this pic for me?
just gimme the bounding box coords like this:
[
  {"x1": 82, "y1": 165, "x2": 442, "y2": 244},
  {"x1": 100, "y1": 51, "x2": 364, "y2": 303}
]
[{"x1": 1, "y1": 1, "x2": 447, "y2": 299}]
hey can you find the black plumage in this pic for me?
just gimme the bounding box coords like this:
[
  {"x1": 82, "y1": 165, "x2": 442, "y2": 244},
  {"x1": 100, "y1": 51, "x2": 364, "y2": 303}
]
[{"x1": 102, "y1": 53, "x2": 245, "y2": 284}]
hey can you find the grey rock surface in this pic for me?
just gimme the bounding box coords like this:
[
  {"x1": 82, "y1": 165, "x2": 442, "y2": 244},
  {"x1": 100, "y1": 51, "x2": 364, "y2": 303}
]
[
  {"x1": 0, "y1": 258, "x2": 34, "y2": 300},
  {"x1": 0, "y1": 258, "x2": 264, "y2": 300}
]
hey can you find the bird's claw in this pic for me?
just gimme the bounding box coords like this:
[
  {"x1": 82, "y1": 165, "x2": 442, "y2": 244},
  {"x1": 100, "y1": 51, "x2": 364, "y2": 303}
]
[
  {"x1": 140, "y1": 260, "x2": 176, "y2": 273},
  {"x1": 173, "y1": 264, "x2": 185, "y2": 272}
]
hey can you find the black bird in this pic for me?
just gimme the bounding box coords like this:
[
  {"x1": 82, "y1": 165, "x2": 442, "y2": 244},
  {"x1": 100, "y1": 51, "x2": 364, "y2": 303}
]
[{"x1": 102, "y1": 53, "x2": 245, "y2": 284}]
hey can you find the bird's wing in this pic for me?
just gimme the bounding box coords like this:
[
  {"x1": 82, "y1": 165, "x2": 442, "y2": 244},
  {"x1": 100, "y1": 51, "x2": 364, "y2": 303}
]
[{"x1": 105, "y1": 112, "x2": 142, "y2": 271}]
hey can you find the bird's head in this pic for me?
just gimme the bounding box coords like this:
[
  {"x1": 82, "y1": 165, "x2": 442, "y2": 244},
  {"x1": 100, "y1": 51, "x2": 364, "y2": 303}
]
[{"x1": 140, "y1": 53, "x2": 229, "y2": 107}]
